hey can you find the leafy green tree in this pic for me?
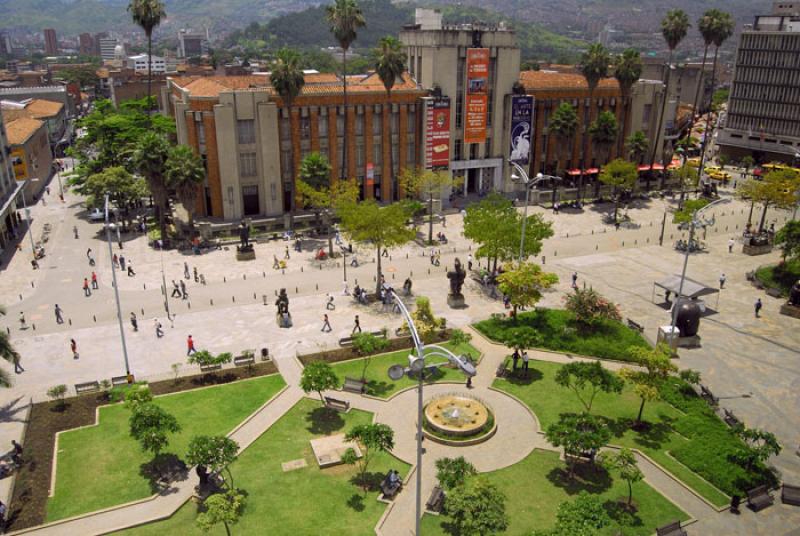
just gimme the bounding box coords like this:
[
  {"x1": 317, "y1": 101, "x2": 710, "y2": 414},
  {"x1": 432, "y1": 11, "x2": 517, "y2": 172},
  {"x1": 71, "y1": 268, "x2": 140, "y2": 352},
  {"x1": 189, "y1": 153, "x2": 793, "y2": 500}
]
[
  {"x1": 0, "y1": 306, "x2": 20, "y2": 387},
  {"x1": 435, "y1": 456, "x2": 477, "y2": 491},
  {"x1": 619, "y1": 343, "x2": 677, "y2": 424},
  {"x1": 399, "y1": 167, "x2": 456, "y2": 243},
  {"x1": 375, "y1": 35, "x2": 407, "y2": 199},
  {"x1": 588, "y1": 110, "x2": 618, "y2": 167},
  {"x1": 326, "y1": 0, "x2": 366, "y2": 180},
  {"x1": 47, "y1": 385, "x2": 68, "y2": 408},
  {"x1": 123, "y1": 384, "x2": 153, "y2": 410},
  {"x1": 409, "y1": 296, "x2": 446, "y2": 343},
  {"x1": 578, "y1": 42, "x2": 610, "y2": 199},
  {"x1": 444, "y1": 477, "x2": 509, "y2": 535},
  {"x1": 186, "y1": 435, "x2": 240, "y2": 487},
  {"x1": 504, "y1": 327, "x2": 542, "y2": 352},
  {"x1": 300, "y1": 361, "x2": 339, "y2": 402},
  {"x1": 679, "y1": 369, "x2": 702, "y2": 386},
  {"x1": 351, "y1": 332, "x2": 390, "y2": 380},
  {"x1": 737, "y1": 169, "x2": 800, "y2": 232},
  {"x1": 673, "y1": 162, "x2": 700, "y2": 210},
  {"x1": 673, "y1": 198, "x2": 709, "y2": 224},
  {"x1": 598, "y1": 158, "x2": 637, "y2": 223},
  {"x1": 549, "y1": 102, "x2": 578, "y2": 178},
  {"x1": 82, "y1": 167, "x2": 147, "y2": 226},
  {"x1": 718, "y1": 154, "x2": 730, "y2": 170},
  {"x1": 196, "y1": 488, "x2": 247, "y2": 536},
  {"x1": 299, "y1": 151, "x2": 331, "y2": 191},
  {"x1": 128, "y1": 0, "x2": 166, "y2": 113},
  {"x1": 775, "y1": 221, "x2": 800, "y2": 261},
  {"x1": 165, "y1": 145, "x2": 205, "y2": 232},
  {"x1": 555, "y1": 361, "x2": 623, "y2": 414},
  {"x1": 613, "y1": 49, "x2": 643, "y2": 156},
  {"x1": 545, "y1": 413, "x2": 611, "y2": 479},
  {"x1": 497, "y1": 262, "x2": 559, "y2": 317},
  {"x1": 533, "y1": 491, "x2": 611, "y2": 536},
  {"x1": 132, "y1": 132, "x2": 172, "y2": 242},
  {"x1": 731, "y1": 426, "x2": 782, "y2": 472},
  {"x1": 129, "y1": 402, "x2": 181, "y2": 458},
  {"x1": 449, "y1": 328, "x2": 472, "y2": 349},
  {"x1": 337, "y1": 199, "x2": 415, "y2": 293},
  {"x1": 57, "y1": 64, "x2": 99, "y2": 88},
  {"x1": 625, "y1": 130, "x2": 649, "y2": 164},
  {"x1": 343, "y1": 423, "x2": 395, "y2": 492},
  {"x1": 599, "y1": 448, "x2": 643, "y2": 506},
  {"x1": 564, "y1": 287, "x2": 622, "y2": 328},
  {"x1": 187, "y1": 350, "x2": 233, "y2": 368}
]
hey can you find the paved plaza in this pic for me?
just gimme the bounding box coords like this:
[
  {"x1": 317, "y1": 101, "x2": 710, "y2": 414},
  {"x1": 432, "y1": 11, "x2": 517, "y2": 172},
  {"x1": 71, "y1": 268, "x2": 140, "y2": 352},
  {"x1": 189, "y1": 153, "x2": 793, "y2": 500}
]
[{"x1": 1, "y1": 163, "x2": 799, "y2": 534}]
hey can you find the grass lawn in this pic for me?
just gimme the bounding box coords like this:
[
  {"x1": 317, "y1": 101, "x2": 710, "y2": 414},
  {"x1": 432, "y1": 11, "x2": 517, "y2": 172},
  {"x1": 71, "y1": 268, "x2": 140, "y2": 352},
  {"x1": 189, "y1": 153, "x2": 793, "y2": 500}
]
[
  {"x1": 47, "y1": 374, "x2": 286, "y2": 521},
  {"x1": 116, "y1": 398, "x2": 410, "y2": 536},
  {"x1": 494, "y1": 360, "x2": 734, "y2": 507},
  {"x1": 474, "y1": 308, "x2": 650, "y2": 362},
  {"x1": 331, "y1": 341, "x2": 479, "y2": 398},
  {"x1": 755, "y1": 259, "x2": 800, "y2": 296},
  {"x1": 421, "y1": 449, "x2": 688, "y2": 535}
]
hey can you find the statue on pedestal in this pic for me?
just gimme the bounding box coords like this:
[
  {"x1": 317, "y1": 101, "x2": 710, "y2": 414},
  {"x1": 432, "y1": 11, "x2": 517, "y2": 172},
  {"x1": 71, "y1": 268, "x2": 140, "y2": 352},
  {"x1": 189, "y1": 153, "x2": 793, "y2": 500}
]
[
  {"x1": 790, "y1": 280, "x2": 800, "y2": 307},
  {"x1": 238, "y1": 221, "x2": 251, "y2": 251},
  {"x1": 446, "y1": 258, "x2": 466, "y2": 308},
  {"x1": 275, "y1": 288, "x2": 292, "y2": 327}
]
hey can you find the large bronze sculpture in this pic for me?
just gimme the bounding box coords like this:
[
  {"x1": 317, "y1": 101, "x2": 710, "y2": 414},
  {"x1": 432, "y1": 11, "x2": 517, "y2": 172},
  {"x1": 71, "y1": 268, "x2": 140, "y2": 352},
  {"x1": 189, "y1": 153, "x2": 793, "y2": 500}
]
[{"x1": 446, "y1": 258, "x2": 466, "y2": 308}]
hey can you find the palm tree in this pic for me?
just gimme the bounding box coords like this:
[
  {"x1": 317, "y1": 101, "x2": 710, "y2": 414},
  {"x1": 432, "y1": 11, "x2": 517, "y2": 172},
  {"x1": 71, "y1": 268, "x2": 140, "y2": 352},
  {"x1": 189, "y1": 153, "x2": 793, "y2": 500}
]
[
  {"x1": 613, "y1": 49, "x2": 642, "y2": 158},
  {"x1": 0, "y1": 306, "x2": 18, "y2": 387},
  {"x1": 133, "y1": 132, "x2": 171, "y2": 243},
  {"x1": 374, "y1": 36, "x2": 407, "y2": 202},
  {"x1": 649, "y1": 9, "x2": 690, "y2": 188},
  {"x1": 326, "y1": 0, "x2": 366, "y2": 182},
  {"x1": 549, "y1": 102, "x2": 579, "y2": 179},
  {"x1": 626, "y1": 131, "x2": 650, "y2": 164},
  {"x1": 578, "y1": 43, "x2": 610, "y2": 202},
  {"x1": 127, "y1": 0, "x2": 166, "y2": 114},
  {"x1": 270, "y1": 47, "x2": 306, "y2": 215},
  {"x1": 165, "y1": 145, "x2": 205, "y2": 232},
  {"x1": 588, "y1": 110, "x2": 619, "y2": 196},
  {"x1": 692, "y1": 10, "x2": 723, "y2": 121}
]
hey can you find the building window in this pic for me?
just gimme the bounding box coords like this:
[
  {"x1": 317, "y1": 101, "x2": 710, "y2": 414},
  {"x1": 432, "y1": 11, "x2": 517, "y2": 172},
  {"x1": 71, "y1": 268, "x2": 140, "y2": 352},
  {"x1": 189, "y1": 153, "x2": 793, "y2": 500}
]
[
  {"x1": 356, "y1": 143, "x2": 365, "y2": 167},
  {"x1": 407, "y1": 111, "x2": 416, "y2": 133},
  {"x1": 355, "y1": 114, "x2": 364, "y2": 136},
  {"x1": 407, "y1": 142, "x2": 415, "y2": 166},
  {"x1": 373, "y1": 110, "x2": 382, "y2": 135},
  {"x1": 281, "y1": 149, "x2": 292, "y2": 179},
  {"x1": 237, "y1": 119, "x2": 255, "y2": 144},
  {"x1": 300, "y1": 117, "x2": 310, "y2": 140},
  {"x1": 270, "y1": 183, "x2": 277, "y2": 201},
  {"x1": 455, "y1": 97, "x2": 463, "y2": 129},
  {"x1": 281, "y1": 118, "x2": 290, "y2": 141},
  {"x1": 485, "y1": 137, "x2": 492, "y2": 158},
  {"x1": 454, "y1": 140, "x2": 462, "y2": 161},
  {"x1": 373, "y1": 143, "x2": 381, "y2": 166},
  {"x1": 242, "y1": 185, "x2": 259, "y2": 216},
  {"x1": 319, "y1": 115, "x2": 328, "y2": 137},
  {"x1": 239, "y1": 152, "x2": 257, "y2": 177},
  {"x1": 336, "y1": 113, "x2": 344, "y2": 136},
  {"x1": 196, "y1": 121, "x2": 206, "y2": 145}
]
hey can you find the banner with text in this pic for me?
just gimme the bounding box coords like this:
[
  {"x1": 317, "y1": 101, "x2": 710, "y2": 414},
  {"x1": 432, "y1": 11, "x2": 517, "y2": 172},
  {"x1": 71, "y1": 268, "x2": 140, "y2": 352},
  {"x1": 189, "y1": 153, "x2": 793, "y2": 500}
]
[
  {"x1": 425, "y1": 97, "x2": 451, "y2": 169},
  {"x1": 464, "y1": 48, "x2": 489, "y2": 144},
  {"x1": 509, "y1": 95, "x2": 534, "y2": 165}
]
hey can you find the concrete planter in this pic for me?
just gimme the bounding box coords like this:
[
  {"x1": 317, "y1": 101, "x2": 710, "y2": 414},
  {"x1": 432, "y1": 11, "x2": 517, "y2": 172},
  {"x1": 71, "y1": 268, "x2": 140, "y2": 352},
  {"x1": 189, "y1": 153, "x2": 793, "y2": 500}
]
[{"x1": 742, "y1": 243, "x2": 773, "y2": 256}]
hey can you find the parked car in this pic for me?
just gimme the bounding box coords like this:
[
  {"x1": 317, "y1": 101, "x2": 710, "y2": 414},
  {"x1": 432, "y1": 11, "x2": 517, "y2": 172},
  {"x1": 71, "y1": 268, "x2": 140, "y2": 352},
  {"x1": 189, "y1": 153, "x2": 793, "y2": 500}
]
[{"x1": 88, "y1": 208, "x2": 105, "y2": 222}]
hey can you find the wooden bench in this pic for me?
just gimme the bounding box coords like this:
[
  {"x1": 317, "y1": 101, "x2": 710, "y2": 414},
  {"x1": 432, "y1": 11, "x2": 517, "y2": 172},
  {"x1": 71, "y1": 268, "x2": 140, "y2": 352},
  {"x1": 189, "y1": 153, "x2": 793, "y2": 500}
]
[
  {"x1": 324, "y1": 396, "x2": 350, "y2": 413},
  {"x1": 747, "y1": 485, "x2": 774, "y2": 511},
  {"x1": 700, "y1": 384, "x2": 719, "y2": 406},
  {"x1": 781, "y1": 483, "x2": 800, "y2": 506},
  {"x1": 111, "y1": 375, "x2": 130, "y2": 387},
  {"x1": 655, "y1": 520, "x2": 687, "y2": 536},
  {"x1": 75, "y1": 381, "x2": 100, "y2": 394},
  {"x1": 200, "y1": 363, "x2": 222, "y2": 373},
  {"x1": 426, "y1": 485, "x2": 445, "y2": 513},
  {"x1": 342, "y1": 377, "x2": 366, "y2": 394},
  {"x1": 338, "y1": 330, "x2": 387, "y2": 347},
  {"x1": 495, "y1": 359, "x2": 508, "y2": 378},
  {"x1": 233, "y1": 355, "x2": 255, "y2": 368},
  {"x1": 626, "y1": 318, "x2": 645, "y2": 333}
]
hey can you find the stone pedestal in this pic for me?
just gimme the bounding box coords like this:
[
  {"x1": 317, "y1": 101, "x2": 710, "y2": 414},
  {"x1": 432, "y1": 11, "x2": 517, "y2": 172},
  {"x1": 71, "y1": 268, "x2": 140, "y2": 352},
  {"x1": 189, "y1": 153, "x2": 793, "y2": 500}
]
[
  {"x1": 236, "y1": 245, "x2": 255, "y2": 261},
  {"x1": 277, "y1": 313, "x2": 293, "y2": 328},
  {"x1": 742, "y1": 243, "x2": 773, "y2": 256},
  {"x1": 447, "y1": 293, "x2": 466, "y2": 309},
  {"x1": 779, "y1": 303, "x2": 800, "y2": 319}
]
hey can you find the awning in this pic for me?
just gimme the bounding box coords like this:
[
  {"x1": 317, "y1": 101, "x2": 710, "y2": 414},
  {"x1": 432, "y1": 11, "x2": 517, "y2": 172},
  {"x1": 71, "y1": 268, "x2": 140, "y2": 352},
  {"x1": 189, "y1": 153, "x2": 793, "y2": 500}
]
[
  {"x1": 637, "y1": 164, "x2": 651, "y2": 171},
  {"x1": 651, "y1": 163, "x2": 665, "y2": 170},
  {"x1": 586, "y1": 168, "x2": 599, "y2": 174},
  {"x1": 566, "y1": 168, "x2": 599, "y2": 176},
  {"x1": 567, "y1": 169, "x2": 581, "y2": 176},
  {"x1": 668, "y1": 159, "x2": 682, "y2": 169},
  {"x1": 0, "y1": 181, "x2": 23, "y2": 219},
  {"x1": 654, "y1": 275, "x2": 720, "y2": 299}
]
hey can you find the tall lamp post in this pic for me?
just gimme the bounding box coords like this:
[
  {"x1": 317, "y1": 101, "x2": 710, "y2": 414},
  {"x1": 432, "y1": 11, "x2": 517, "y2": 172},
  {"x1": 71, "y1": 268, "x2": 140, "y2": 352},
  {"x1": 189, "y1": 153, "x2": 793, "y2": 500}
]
[
  {"x1": 509, "y1": 160, "x2": 561, "y2": 263},
  {"x1": 386, "y1": 290, "x2": 476, "y2": 536},
  {"x1": 105, "y1": 193, "x2": 133, "y2": 381},
  {"x1": 19, "y1": 179, "x2": 39, "y2": 257}
]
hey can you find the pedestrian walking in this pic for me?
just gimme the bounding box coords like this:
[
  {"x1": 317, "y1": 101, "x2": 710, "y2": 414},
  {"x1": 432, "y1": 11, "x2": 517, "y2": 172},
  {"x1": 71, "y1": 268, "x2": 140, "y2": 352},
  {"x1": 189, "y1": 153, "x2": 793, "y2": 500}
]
[
  {"x1": 342, "y1": 281, "x2": 350, "y2": 296},
  {"x1": 86, "y1": 248, "x2": 92, "y2": 259},
  {"x1": 321, "y1": 313, "x2": 332, "y2": 332},
  {"x1": 429, "y1": 247, "x2": 435, "y2": 264},
  {"x1": 187, "y1": 335, "x2": 197, "y2": 355},
  {"x1": 434, "y1": 253, "x2": 441, "y2": 267},
  {"x1": 113, "y1": 253, "x2": 119, "y2": 267},
  {"x1": 180, "y1": 279, "x2": 187, "y2": 299},
  {"x1": 719, "y1": 273, "x2": 726, "y2": 289},
  {"x1": 193, "y1": 267, "x2": 198, "y2": 282},
  {"x1": 88, "y1": 253, "x2": 95, "y2": 266},
  {"x1": 11, "y1": 440, "x2": 23, "y2": 465},
  {"x1": 171, "y1": 280, "x2": 181, "y2": 297},
  {"x1": 512, "y1": 349, "x2": 520, "y2": 372},
  {"x1": 130, "y1": 312, "x2": 138, "y2": 332},
  {"x1": 522, "y1": 351, "x2": 530, "y2": 377},
  {"x1": 91, "y1": 271, "x2": 98, "y2": 289},
  {"x1": 18, "y1": 312, "x2": 26, "y2": 330},
  {"x1": 184, "y1": 262, "x2": 190, "y2": 280},
  {"x1": 352, "y1": 315, "x2": 362, "y2": 334},
  {"x1": 728, "y1": 238, "x2": 735, "y2": 253},
  {"x1": 755, "y1": 298, "x2": 763, "y2": 318},
  {"x1": 154, "y1": 319, "x2": 163, "y2": 338},
  {"x1": 119, "y1": 255, "x2": 126, "y2": 271},
  {"x1": 127, "y1": 263, "x2": 135, "y2": 277},
  {"x1": 54, "y1": 304, "x2": 63, "y2": 324},
  {"x1": 284, "y1": 245, "x2": 290, "y2": 260},
  {"x1": 73, "y1": 225, "x2": 79, "y2": 239},
  {"x1": 83, "y1": 278, "x2": 91, "y2": 296},
  {"x1": 467, "y1": 254, "x2": 473, "y2": 271},
  {"x1": 326, "y1": 294, "x2": 335, "y2": 310},
  {"x1": 199, "y1": 274, "x2": 206, "y2": 285},
  {"x1": 70, "y1": 338, "x2": 78, "y2": 359},
  {"x1": 571, "y1": 272, "x2": 578, "y2": 288},
  {"x1": 12, "y1": 353, "x2": 23, "y2": 374}
]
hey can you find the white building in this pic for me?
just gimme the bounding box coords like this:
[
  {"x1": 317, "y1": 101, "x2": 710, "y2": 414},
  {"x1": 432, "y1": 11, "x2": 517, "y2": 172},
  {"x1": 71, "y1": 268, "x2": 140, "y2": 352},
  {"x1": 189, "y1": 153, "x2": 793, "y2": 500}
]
[{"x1": 128, "y1": 54, "x2": 166, "y2": 74}]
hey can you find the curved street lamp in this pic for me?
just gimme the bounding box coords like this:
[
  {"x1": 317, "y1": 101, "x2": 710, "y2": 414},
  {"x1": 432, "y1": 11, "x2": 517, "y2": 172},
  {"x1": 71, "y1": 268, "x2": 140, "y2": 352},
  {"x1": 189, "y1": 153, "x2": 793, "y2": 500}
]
[{"x1": 509, "y1": 160, "x2": 561, "y2": 263}]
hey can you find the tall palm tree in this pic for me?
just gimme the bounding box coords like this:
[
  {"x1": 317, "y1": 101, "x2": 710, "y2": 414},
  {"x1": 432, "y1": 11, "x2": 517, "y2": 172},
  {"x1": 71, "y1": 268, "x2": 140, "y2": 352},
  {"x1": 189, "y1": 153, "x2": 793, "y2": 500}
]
[
  {"x1": 613, "y1": 49, "x2": 642, "y2": 158},
  {"x1": 626, "y1": 131, "x2": 650, "y2": 164},
  {"x1": 374, "y1": 36, "x2": 407, "y2": 201},
  {"x1": 589, "y1": 110, "x2": 619, "y2": 196},
  {"x1": 127, "y1": 0, "x2": 166, "y2": 114},
  {"x1": 0, "y1": 306, "x2": 18, "y2": 387},
  {"x1": 270, "y1": 47, "x2": 306, "y2": 214},
  {"x1": 165, "y1": 145, "x2": 205, "y2": 232},
  {"x1": 326, "y1": 0, "x2": 366, "y2": 182},
  {"x1": 649, "y1": 9, "x2": 690, "y2": 188},
  {"x1": 692, "y1": 10, "x2": 723, "y2": 121},
  {"x1": 549, "y1": 102, "x2": 579, "y2": 179},
  {"x1": 578, "y1": 43, "x2": 610, "y2": 202},
  {"x1": 133, "y1": 132, "x2": 171, "y2": 243}
]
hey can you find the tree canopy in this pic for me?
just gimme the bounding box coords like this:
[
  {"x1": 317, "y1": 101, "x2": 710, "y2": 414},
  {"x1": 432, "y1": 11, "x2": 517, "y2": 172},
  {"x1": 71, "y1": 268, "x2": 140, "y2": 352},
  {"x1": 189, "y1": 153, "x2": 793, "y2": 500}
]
[
  {"x1": 128, "y1": 403, "x2": 181, "y2": 457},
  {"x1": 619, "y1": 343, "x2": 677, "y2": 424},
  {"x1": 555, "y1": 361, "x2": 623, "y2": 414},
  {"x1": 444, "y1": 477, "x2": 509, "y2": 536},
  {"x1": 300, "y1": 361, "x2": 339, "y2": 402},
  {"x1": 497, "y1": 262, "x2": 559, "y2": 317}
]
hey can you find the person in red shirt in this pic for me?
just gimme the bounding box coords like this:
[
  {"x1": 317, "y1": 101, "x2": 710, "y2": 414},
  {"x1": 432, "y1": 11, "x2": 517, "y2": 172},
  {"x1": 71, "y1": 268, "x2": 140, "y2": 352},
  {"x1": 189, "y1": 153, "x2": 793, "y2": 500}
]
[
  {"x1": 187, "y1": 335, "x2": 197, "y2": 355},
  {"x1": 83, "y1": 278, "x2": 91, "y2": 297},
  {"x1": 91, "y1": 271, "x2": 98, "y2": 289}
]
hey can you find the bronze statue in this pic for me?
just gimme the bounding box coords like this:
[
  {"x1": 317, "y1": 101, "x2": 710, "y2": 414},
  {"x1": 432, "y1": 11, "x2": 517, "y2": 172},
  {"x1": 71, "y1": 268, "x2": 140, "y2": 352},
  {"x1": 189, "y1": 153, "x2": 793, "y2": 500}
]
[
  {"x1": 238, "y1": 220, "x2": 250, "y2": 249},
  {"x1": 275, "y1": 288, "x2": 290, "y2": 315},
  {"x1": 790, "y1": 280, "x2": 800, "y2": 307},
  {"x1": 447, "y1": 258, "x2": 466, "y2": 297}
]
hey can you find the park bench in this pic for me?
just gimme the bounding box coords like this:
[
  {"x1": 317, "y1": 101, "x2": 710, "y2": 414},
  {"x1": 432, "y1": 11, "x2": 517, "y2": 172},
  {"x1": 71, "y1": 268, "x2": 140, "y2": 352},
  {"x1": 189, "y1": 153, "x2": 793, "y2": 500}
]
[
  {"x1": 426, "y1": 486, "x2": 445, "y2": 513},
  {"x1": 111, "y1": 375, "x2": 131, "y2": 387},
  {"x1": 342, "y1": 377, "x2": 367, "y2": 394},
  {"x1": 200, "y1": 363, "x2": 222, "y2": 373},
  {"x1": 74, "y1": 381, "x2": 100, "y2": 395},
  {"x1": 747, "y1": 485, "x2": 774, "y2": 511},
  {"x1": 781, "y1": 484, "x2": 800, "y2": 506},
  {"x1": 380, "y1": 472, "x2": 402, "y2": 499},
  {"x1": 338, "y1": 330, "x2": 387, "y2": 347},
  {"x1": 700, "y1": 384, "x2": 719, "y2": 406},
  {"x1": 626, "y1": 318, "x2": 645, "y2": 334},
  {"x1": 723, "y1": 408, "x2": 741, "y2": 428},
  {"x1": 655, "y1": 520, "x2": 687, "y2": 536},
  {"x1": 495, "y1": 359, "x2": 508, "y2": 378},
  {"x1": 324, "y1": 396, "x2": 350, "y2": 413},
  {"x1": 234, "y1": 355, "x2": 255, "y2": 368}
]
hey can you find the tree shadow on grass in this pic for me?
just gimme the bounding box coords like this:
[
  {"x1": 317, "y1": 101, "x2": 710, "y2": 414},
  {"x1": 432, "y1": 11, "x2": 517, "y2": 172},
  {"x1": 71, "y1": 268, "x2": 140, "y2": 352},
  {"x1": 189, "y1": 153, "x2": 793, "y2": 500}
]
[
  {"x1": 502, "y1": 367, "x2": 543, "y2": 386},
  {"x1": 604, "y1": 498, "x2": 643, "y2": 528},
  {"x1": 605, "y1": 416, "x2": 674, "y2": 451},
  {"x1": 347, "y1": 493, "x2": 365, "y2": 512},
  {"x1": 138, "y1": 453, "x2": 187, "y2": 494},
  {"x1": 305, "y1": 406, "x2": 345, "y2": 435},
  {"x1": 349, "y1": 471, "x2": 385, "y2": 493},
  {"x1": 366, "y1": 380, "x2": 394, "y2": 397},
  {"x1": 546, "y1": 462, "x2": 613, "y2": 495}
]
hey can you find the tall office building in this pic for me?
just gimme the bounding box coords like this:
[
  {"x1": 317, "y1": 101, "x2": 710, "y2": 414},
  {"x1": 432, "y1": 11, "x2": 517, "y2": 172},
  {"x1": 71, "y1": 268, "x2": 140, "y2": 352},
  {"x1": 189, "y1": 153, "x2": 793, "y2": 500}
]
[
  {"x1": 98, "y1": 37, "x2": 120, "y2": 62},
  {"x1": 43, "y1": 28, "x2": 59, "y2": 55},
  {"x1": 0, "y1": 31, "x2": 12, "y2": 56},
  {"x1": 177, "y1": 30, "x2": 208, "y2": 59},
  {"x1": 79, "y1": 33, "x2": 94, "y2": 56},
  {"x1": 717, "y1": 2, "x2": 800, "y2": 163}
]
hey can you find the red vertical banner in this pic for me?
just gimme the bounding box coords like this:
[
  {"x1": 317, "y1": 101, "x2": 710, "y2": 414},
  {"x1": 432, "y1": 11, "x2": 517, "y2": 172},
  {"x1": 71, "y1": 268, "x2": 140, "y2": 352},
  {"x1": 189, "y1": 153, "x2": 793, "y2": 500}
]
[
  {"x1": 464, "y1": 48, "x2": 489, "y2": 144},
  {"x1": 425, "y1": 97, "x2": 451, "y2": 169}
]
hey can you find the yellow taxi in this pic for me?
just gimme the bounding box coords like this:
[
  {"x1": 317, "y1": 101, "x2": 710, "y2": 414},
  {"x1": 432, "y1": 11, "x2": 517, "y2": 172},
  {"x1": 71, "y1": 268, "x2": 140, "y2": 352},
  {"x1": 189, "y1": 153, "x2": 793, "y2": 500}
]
[
  {"x1": 703, "y1": 165, "x2": 721, "y2": 174},
  {"x1": 687, "y1": 157, "x2": 701, "y2": 168},
  {"x1": 707, "y1": 169, "x2": 731, "y2": 181}
]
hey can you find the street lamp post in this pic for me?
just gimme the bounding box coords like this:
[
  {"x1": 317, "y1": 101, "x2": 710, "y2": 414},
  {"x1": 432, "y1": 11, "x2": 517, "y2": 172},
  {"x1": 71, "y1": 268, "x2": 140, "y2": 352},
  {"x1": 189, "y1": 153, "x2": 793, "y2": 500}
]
[
  {"x1": 386, "y1": 290, "x2": 476, "y2": 536},
  {"x1": 509, "y1": 161, "x2": 561, "y2": 263},
  {"x1": 19, "y1": 179, "x2": 40, "y2": 257},
  {"x1": 105, "y1": 194, "x2": 132, "y2": 380}
]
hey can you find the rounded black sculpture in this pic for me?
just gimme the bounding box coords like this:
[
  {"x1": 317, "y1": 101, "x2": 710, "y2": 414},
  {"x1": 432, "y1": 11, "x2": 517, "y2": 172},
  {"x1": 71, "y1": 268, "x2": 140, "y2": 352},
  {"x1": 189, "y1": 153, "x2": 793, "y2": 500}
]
[
  {"x1": 790, "y1": 280, "x2": 800, "y2": 307},
  {"x1": 675, "y1": 299, "x2": 702, "y2": 337},
  {"x1": 446, "y1": 258, "x2": 466, "y2": 308},
  {"x1": 275, "y1": 288, "x2": 292, "y2": 328}
]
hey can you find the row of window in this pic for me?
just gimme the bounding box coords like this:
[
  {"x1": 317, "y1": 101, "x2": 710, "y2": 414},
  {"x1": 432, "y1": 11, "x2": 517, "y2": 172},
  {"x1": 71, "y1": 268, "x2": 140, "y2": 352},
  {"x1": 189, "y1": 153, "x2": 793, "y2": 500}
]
[
  {"x1": 733, "y1": 66, "x2": 800, "y2": 86},
  {"x1": 727, "y1": 112, "x2": 800, "y2": 138},
  {"x1": 736, "y1": 49, "x2": 800, "y2": 69},
  {"x1": 741, "y1": 33, "x2": 800, "y2": 53},
  {"x1": 731, "y1": 81, "x2": 800, "y2": 104}
]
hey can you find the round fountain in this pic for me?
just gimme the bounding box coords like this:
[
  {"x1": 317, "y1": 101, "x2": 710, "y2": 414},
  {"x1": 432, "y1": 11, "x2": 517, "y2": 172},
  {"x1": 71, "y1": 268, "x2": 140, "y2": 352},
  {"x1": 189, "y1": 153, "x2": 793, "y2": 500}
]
[{"x1": 423, "y1": 394, "x2": 496, "y2": 446}]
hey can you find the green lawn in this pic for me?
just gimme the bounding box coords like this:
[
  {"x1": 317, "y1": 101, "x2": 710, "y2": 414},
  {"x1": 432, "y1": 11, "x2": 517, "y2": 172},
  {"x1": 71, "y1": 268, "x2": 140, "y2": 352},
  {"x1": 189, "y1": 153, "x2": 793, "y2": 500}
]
[
  {"x1": 474, "y1": 308, "x2": 650, "y2": 362},
  {"x1": 421, "y1": 449, "x2": 688, "y2": 536},
  {"x1": 331, "y1": 341, "x2": 479, "y2": 398},
  {"x1": 47, "y1": 374, "x2": 286, "y2": 521},
  {"x1": 755, "y1": 259, "x2": 800, "y2": 296},
  {"x1": 116, "y1": 398, "x2": 410, "y2": 536},
  {"x1": 493, "y1": 359, "x2": 774, "y2": 507}
]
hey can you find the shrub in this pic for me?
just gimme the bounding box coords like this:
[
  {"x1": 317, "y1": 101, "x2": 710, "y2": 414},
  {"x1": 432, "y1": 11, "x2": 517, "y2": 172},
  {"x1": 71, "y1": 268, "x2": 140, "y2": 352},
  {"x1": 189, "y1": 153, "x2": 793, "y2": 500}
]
[
  {"x1": 564, "y1": 288, "x2": 621, "y2": 327},
  {"x1": 435, "y1": 456, "x2": 477, "y2": 491},
  {"x1": 188, "y1": 350, "x2": 233, "y2": 368},
  {"x1": 47, "y1": 384, "x2": 68, "y2": 407}
]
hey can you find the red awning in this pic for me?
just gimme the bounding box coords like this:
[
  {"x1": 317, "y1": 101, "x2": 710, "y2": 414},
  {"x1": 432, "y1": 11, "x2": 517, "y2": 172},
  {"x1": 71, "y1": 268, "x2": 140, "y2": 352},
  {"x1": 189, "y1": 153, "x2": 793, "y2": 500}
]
[
  {"x1": 566, "y1": 168, "x2": 599, "y2": 175},
  {"x1": 586, "y1": 168, "x2": 599, "y2": 174},
  {"x1": 651, "y1": 163, "x2": 665, "y2": 170},
  {"x1": 668, "y1": 159, "x2": 682, "y2": 169},
  {"x1": 567, "y1": 169, "x2": 581, "y2": 176},
  {"x1": 753, "y1": 168, "x2": 762, "y2": 176}
]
